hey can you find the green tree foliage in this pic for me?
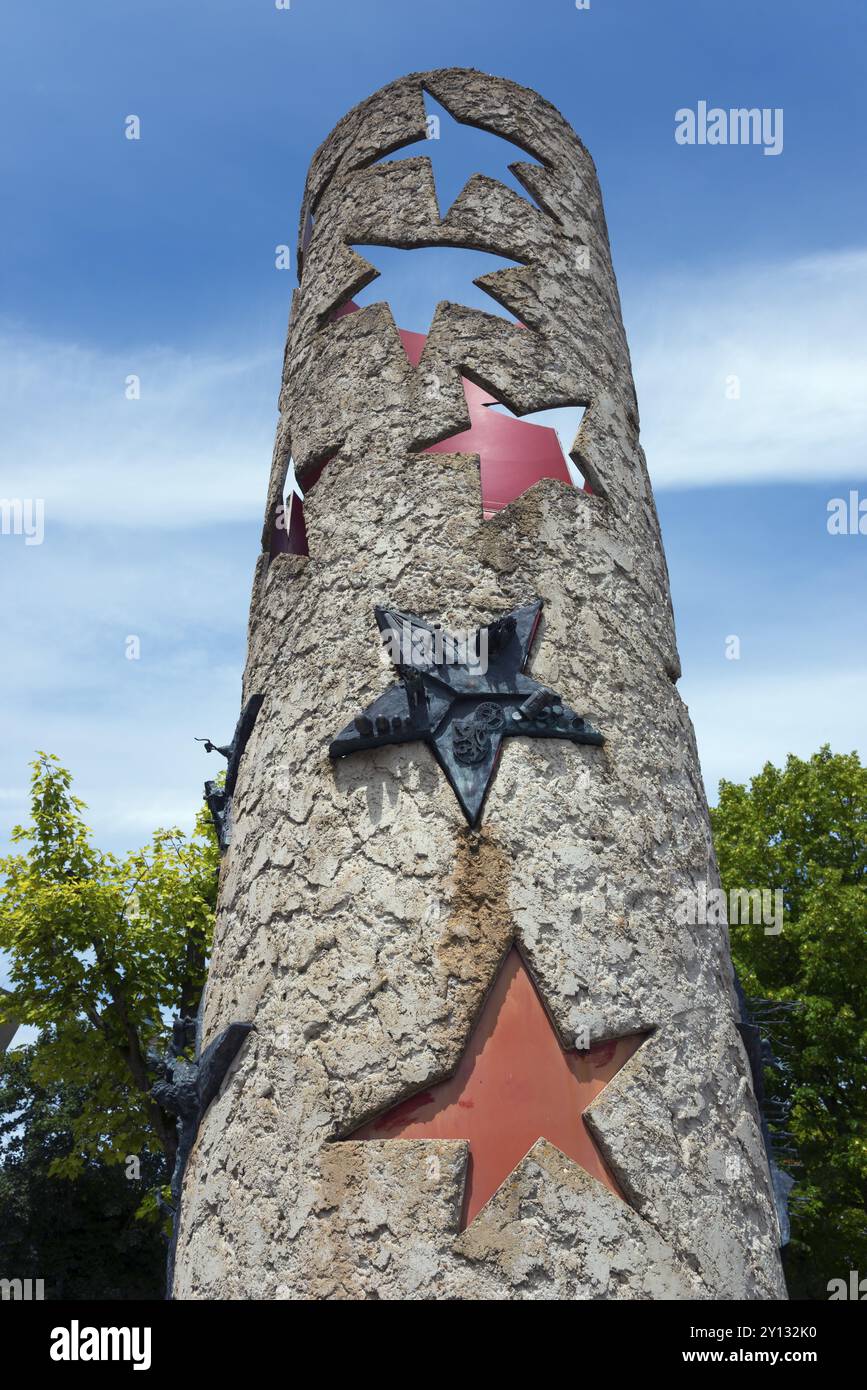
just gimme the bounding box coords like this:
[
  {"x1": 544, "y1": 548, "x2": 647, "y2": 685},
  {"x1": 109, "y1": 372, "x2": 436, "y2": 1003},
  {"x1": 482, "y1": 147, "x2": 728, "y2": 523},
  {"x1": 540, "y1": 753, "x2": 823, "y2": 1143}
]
[
  {"x1": 711, "y1": 747, "x2": 867, "y2": 1300},
  {"x1": 0, "y1": 753, "x2": 219, "y2": 1177},
  {"x1": 0, "y1": 1041, "x2": 165, "y2": 1299}
]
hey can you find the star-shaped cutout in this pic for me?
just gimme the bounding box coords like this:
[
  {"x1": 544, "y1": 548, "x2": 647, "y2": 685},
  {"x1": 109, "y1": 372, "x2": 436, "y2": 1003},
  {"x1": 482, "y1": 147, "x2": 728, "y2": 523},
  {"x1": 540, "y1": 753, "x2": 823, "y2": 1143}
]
[
  {"x1": 331, "y1": 301, "x2": 587, "y2": 515},
  {"x1": 277, "y1": 305, "x2": 589, "y2": 555},
  {"x1": 348, "y1": 243, "x2": 522, "y2": 336},
  {"x1": 271, "y1": 454, "x2": 333, "y2": 559},
  {"x1": 373, "y1": 93, "x2": 544, "y2": 219},
  {"x1": 424, "y1": 378, "x2": 584, "y2": 516},
  {"x1": 348, "y1": 948, "x2": 646, "y2": 1228},
  {"x1": 329, "y1": 600, "x2": 603, "y2": 826}
]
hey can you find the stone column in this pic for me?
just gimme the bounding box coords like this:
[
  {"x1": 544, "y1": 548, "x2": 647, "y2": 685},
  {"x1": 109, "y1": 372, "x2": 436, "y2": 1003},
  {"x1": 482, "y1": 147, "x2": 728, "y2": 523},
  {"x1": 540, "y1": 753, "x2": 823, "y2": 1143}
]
[
  {"x1": 0, "y1": 1009, "x2": 18, "y2": 1055},
  {"x1": 173, "y1": 68, "x2": 786, "y2": 1301}
]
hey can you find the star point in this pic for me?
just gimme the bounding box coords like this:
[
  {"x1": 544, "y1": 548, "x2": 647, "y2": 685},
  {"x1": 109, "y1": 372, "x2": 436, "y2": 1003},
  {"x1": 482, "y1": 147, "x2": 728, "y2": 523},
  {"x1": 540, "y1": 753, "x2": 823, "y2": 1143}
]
[{"x1": 373, "y1": 92, "x2": 545, "y2": 220}]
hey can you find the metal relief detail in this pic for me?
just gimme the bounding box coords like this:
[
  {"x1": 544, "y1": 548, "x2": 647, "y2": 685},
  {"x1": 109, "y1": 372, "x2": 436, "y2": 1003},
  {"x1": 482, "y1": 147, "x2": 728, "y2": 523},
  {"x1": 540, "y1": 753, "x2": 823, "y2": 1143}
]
[{"x1": 329, "y1": 599, "x2": 602, "y2": 826}]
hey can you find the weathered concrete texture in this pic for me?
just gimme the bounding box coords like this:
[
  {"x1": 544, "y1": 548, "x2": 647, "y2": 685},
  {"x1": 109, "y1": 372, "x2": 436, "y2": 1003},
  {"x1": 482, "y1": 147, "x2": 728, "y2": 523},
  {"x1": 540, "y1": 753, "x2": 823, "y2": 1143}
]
[{"x1": 174, "y1": 69, "x2": 786, "y2": 1301}]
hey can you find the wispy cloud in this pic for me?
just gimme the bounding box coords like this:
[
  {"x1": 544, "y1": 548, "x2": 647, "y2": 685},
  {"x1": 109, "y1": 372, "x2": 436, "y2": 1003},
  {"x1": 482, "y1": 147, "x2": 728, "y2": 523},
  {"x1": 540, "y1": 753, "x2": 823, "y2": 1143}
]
[
  {"x1": 628, "y1": 247, "x2": 867, "y2": 487},
  {"x1": 685, "y1": 667, "x2": 867, "y2": 803},
  {"x1": 1, "y1": 523, "x2": 250, "y2": 856},
  {"x1": 0, "y1": 325, "x2": 277, "y2": 527}
]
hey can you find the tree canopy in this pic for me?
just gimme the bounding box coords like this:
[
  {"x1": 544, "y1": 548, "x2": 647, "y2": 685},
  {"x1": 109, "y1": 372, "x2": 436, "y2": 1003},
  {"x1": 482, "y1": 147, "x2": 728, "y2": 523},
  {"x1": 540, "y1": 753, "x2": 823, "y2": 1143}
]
[
  {"x1": 0, "y1": 753, "x2": 219, "y2": 1178},
  {"x1": 0, "y1": 1040, "x2": 166, "y2": 1300},
  {"x1": 711, "y1": 746, "x2": 867, "y2": 1300}
]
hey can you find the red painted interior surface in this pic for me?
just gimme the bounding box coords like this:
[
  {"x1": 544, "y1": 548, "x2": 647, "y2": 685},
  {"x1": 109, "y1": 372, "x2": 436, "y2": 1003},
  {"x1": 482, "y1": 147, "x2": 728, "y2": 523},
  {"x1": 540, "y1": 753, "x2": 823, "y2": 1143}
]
[
  {"x1": 350, "y1": 948, "x2": 645, "y2": 1228},
  {"x1": 274, "y1": 299, "x2": 588, "y2": 555},
  {"x1": 423, "y1": 376, "x2": 573, "y2": 518},
  {"x1": 271, "y1": 455, "x2": 331, "y2": 559}
]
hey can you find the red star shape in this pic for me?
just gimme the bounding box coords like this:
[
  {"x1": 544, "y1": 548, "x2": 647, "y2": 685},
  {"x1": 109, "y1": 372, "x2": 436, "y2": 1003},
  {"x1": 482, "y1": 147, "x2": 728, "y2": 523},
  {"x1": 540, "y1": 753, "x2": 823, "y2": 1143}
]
[
  {"x1": 423, "y1": 377, "x2": 576, "y2": 518},
  {"x1": 274, "y1": 304, "x2": 587, "y2": 556},
  {"x1": 349, "y1": 949, "x2": 645, "y2": 1228},
  {"x1": 394, "y1": 318, "x2": 579, "y2": 518}
]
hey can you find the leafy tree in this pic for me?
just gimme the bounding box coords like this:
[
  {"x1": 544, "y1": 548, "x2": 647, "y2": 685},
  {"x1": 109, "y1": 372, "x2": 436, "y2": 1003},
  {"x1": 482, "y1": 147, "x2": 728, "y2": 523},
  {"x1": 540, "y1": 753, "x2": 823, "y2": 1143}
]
[
  {"x1": 711, "y1": 746, "x2": 867, "y2": 1300},
  {"x1": 0, "y1": 753, "x2": 219, "y2": 1178},
  {"x1": 0, "y1": 1041, "x2": 165, "y2": 1300}
]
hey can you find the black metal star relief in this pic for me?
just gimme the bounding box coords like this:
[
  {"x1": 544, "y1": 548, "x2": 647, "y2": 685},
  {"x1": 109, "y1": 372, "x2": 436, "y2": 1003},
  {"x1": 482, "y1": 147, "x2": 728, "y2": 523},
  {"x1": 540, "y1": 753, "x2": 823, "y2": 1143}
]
[{"x1": 329, "y1": 601, "x2": 603, "y2": 826}]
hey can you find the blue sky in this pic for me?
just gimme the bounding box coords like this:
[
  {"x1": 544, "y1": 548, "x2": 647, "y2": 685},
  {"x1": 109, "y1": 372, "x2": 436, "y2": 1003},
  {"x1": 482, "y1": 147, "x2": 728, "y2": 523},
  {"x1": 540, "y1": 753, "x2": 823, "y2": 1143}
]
[{"x1": 1, "y1": 0, "x2": 865, "y2": 921}]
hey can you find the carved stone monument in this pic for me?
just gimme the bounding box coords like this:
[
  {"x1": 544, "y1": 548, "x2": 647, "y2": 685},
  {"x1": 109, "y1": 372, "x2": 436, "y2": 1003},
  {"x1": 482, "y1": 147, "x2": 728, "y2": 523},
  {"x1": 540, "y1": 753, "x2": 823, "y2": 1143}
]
[{"x1": 173, "y1": 69, "x2": 786, "y2": 1300}]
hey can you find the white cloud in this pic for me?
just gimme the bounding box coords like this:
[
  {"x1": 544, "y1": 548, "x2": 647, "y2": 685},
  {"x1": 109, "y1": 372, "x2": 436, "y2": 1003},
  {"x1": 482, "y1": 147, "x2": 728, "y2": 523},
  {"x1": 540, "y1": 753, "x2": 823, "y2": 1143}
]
[
  {"x1": 0, "y1": 325, "x2": 277, "y2": 527},
  {"x1": 0, "y1": 516, "x2": 250, "y2": 859},
  {"x1": 627, "y1": 247, "x2": 867, "y2": 488},
  {"x1": 683, "y1": 667, "x2": 867, "y2": 803}
]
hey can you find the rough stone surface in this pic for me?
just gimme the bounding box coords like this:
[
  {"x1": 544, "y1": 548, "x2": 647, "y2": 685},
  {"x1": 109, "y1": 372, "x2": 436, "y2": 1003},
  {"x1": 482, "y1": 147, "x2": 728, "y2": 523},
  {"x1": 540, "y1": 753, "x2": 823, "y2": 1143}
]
[{"x1": 174, "y1": 69, "x2": 787, "y2": 1301}]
